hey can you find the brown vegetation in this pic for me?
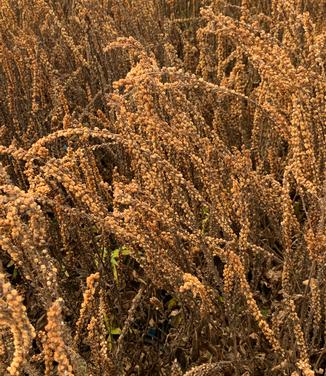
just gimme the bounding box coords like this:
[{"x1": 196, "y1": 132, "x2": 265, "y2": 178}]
[{"x1": 0, "y1": 0, "x2": 325, "y2": 375}]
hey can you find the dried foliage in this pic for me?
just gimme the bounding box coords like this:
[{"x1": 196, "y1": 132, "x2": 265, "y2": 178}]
[{"x1": 0, "y1": 0, "x2": 325, "y2": 375}]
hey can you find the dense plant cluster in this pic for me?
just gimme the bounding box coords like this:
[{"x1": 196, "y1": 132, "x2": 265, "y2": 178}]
[{"x1": 0, "y1": 0, "x2": 325, "y2": 375}]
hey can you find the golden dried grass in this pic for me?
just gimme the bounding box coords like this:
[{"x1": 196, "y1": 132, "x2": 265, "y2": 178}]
[{"x1": 0, "y1": 0, "x2": 325, "y2": 375}]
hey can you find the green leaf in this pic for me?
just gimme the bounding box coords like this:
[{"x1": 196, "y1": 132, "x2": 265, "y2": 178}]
[
  {"x1": 110, "y1": 249, "x2": 120, "y2": 283},
  {"x1": 109, "y1": 246, "x2": 131, "y2": 284},
  {"x1": 167, "y1": 297, "x2": 177, "y2": 311},
  {"x1": 102, "y1": 247, "x2": 109, "y2": 261},
  {"x1": 111, "y1": 327, "x2": 121, "y2": 335},
  {"x1": 112, "y1": 269, "x2": 118, "y2": 282},
  {"x1": 111, "y1": 258, "x2": 119, "y2": 266},
  {"x1": 12, "y1": 268, "x2": 18, "y2": 280},
  {"x1": 121, "y1": 246, "x2": 131, "y2": 256},
  {"x1": 111, "y1": 249, "x2": 120, "y2": 259},
  {"x1": 260, "y1": 308, "x2": 269, "y2": 317},
  {"x1": 103, "y1": 313, "x2": 110, "y2": 332},
  {"x1": 201, "y1": 206, "x2": 210, "y2": 233},
  {"x1": 202, "y1": 206, "x2": 209, "y2": 215},
  {"x1": 7, "y1": 260, "x2": 15, "y2": 268}
]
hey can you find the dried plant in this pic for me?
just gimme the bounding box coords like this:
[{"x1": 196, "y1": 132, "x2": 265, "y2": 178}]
[{"x1": 0, "y1": 0, "x2": 325, "y2": 375}]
